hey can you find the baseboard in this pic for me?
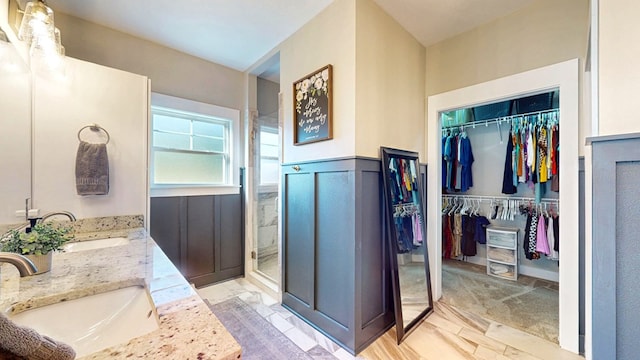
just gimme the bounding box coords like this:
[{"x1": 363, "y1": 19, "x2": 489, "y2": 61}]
[{"x1": 519, "y1": 265, "x2": 559, "y2": 282}]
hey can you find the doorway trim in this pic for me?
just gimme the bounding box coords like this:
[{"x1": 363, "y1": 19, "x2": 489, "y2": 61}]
[{"x1": 426, "y1": 59, "x2": 580, "y2": 353}]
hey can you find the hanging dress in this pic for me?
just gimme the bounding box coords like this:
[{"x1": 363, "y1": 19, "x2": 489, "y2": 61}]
[
  {"x1": 535, "y1": 214, "x2": 551, "y2": 255},
  {"x1": 442, "y1": 135, "x2": 448, "y2": 189},
  {"x1": 459, "y1": 135, "x2": 474, "y2": 192},
  {"x1": 551, "y1": 126, "x2": 560, "y2": 192},
  {"x1": 547, "y1": 216, "x2": 559, "y2": 260},
  {"x1": 461, "y1": 215, "x2": 477, "y2": 256},
  {"x1": 453, "y1": 213, "x2": 463, "y2": 257},
  {"x1": 412, "y1": 213, "x2": 423, "y2": 246},
  {"x1": 502, "y1": 131, "x2": 517, "y2": 194},
  {"x1": 442, "y1": 213, "x2": 453, "y2": 259},
  {"x1": 524, "y1": 212, "x2": 539, "y2": 260}
]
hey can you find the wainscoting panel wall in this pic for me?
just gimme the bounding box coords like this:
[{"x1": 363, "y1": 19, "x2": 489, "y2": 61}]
[
  {"x1": 283, "y1": 171, "x2": 315, "y2": 306},
  {"x1": 589, "y1": 134, "x2": 640, "y2": 360},
  {"x1": 150, "y1": 173, "x2": 244, "y2": 288},
  {"x1": 282, "y1": 157, "x2": 395, "y2": 355}
]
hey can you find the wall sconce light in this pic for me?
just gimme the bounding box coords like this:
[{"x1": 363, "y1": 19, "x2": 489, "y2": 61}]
[
  {"x1": 17, "y1": 0, "x2": 55, "y2": 43},
  {"x1": 13, "y1": 0, "x2": 65, "y2": 72}
]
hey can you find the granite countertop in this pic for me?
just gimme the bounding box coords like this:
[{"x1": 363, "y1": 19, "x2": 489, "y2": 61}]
[{"x1": 0, "y1": 218, "x2": 241, "y2": 359}]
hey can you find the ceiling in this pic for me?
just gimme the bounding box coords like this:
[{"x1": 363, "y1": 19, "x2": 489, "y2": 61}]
[{"x1": 45, "y1": 0, "x2": 536, "y2": 79}]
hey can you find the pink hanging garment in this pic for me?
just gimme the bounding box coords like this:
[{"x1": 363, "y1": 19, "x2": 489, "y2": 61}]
[
  {"x1": 536, "y1": 214, "x2": 551, "y2": 255},
  {"x1": 412, "y1": 214, "x2": 423, "y2": 246},
  {"x1": 547, "y1": 216, "x2": 559, "y2": 260}
]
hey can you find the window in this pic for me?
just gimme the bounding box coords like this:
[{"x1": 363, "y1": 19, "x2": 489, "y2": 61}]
[
  {"x1": 259, "y1": 126, "x2": 279, "y2": 186},
  {"x1": 150, "y1": 93, "x2": 240, "y2": 196}
]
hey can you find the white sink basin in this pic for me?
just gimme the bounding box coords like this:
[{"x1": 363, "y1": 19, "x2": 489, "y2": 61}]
[
  {"x1": 9, "y1": 286, "x2": 159, "y2": 357},
  {"x1": 62, "y1": 237, "x2": 130, "y2": 252}
]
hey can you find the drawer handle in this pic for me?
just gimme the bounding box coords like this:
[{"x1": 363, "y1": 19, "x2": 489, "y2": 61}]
[{"x1": 292, "y1": 165, "x2": 301, "y2": 172}]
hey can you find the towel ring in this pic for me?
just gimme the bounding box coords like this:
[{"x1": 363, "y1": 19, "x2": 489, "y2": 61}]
[{"x1": 77, "y1": 124, "x2": 110, "y2": 144}]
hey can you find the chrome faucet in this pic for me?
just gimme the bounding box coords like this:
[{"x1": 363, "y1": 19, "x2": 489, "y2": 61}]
[
  {"x1": 0, "y1": 252, "x2": 37, "y2": 276},
  {"x1": 39, "y1": 211, "x2": 77, "y2": 223}
]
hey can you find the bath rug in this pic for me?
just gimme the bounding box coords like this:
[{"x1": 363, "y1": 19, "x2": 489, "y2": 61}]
[{"x1": 207, "y1": 297, "x2": 333, "y2": 360}]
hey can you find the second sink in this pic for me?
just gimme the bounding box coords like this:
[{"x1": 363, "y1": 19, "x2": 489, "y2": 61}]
[{"x1": 62, "y1": 237, "x2": 130, "y2": 252}]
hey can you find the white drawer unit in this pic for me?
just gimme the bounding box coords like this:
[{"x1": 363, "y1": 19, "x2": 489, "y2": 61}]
[{"x1": 486, "y1": 226, "x2": 519, "y2": 281}]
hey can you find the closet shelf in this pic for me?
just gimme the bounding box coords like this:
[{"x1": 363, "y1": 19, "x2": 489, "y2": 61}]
[
  {"x1": 442, "y1": 194, "x2": 559, "y2": 204},
  {"x1": 442, "y1": 108, "x2": 559, "y2": 130}
]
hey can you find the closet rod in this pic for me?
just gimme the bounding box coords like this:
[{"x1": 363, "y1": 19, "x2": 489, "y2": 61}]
[
  {"x1": 442, "y1": 108, "x2": 559, "y2": 130},
  {"x1": 442, "y1": 194, "x2": 559, "y2": 204}
]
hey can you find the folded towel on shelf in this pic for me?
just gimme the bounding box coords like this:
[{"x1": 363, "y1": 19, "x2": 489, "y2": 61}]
[
  {"x1": 75, "y1": 140, "x2": 109, "y2": 196},
  {"x1": 0, "y1": 312, "x2": 76, "y2": 360},
  {"x1": 489, "y1": 263, "x2": 509, "y2": 275}
]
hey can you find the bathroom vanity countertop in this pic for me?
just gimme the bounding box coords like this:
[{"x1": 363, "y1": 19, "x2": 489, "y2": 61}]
[{"x1": 0, "y1": 228, "x2": 242, "y2": 360}]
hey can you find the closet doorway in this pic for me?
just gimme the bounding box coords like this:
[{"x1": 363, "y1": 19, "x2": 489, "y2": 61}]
[
  {"x1": 427, "y1": 59, "x2": 580, "y2": 354},
  {"x1": 440, "y1": 91, "x2": 560, "y2": 344}
]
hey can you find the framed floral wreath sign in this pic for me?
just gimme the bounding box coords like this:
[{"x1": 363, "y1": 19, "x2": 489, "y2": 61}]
[{"x1": 293, "y1": 64, "x2": 333, "y2": 145}]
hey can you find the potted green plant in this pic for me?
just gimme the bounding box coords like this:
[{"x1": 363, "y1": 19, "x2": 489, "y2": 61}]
[{"x1": 1, "y1": 222, "x2": 74, "y2": 274}]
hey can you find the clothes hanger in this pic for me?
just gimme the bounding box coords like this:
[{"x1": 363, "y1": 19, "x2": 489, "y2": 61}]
[
  {"x1": 487, "y1": 199, "x2": 496, "y2": 219},
  {"x1": 448, "y1": 198, "x2": 457, "y2": 216}
]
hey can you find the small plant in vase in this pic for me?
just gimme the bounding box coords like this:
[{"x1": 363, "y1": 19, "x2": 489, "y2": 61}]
[{"x1": 1, "y1": 222, "x2": 74, "y2": 274}]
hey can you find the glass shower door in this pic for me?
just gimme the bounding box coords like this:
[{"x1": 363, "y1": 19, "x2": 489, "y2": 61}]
[{"x1": 251, "y1": 120, "x2": 280, "y2": 281}]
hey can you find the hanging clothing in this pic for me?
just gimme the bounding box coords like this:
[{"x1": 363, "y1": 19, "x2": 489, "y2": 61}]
[
  {"x1": 553, "y1": 215, "x2": 560, "y2": 252},
  {"x1": 442, "y1": 214, "x2": 453, "y2": 259},
  {"x1": 455, "y1": 137, "x2": 463, "y2": 191},
  {"x1": 535, "y1": 215, "x2": 550, "y2": 255},
  {"x1": 442, "y1": 135, "x2": 448, "y2": 189},
  {"x1": 473, "y1": 216, "x2": 491, "y2": 244},
  {"x1": 453, "y1": 213, "x2": 463, "y2": 258},
  {"x1": 389, "y1": 158, "x2": 403, "y2": 202},
  {"x1": 459, "y1": 135, "x2": 474, "y2": 192},
  {"x1": 461, "y1": 215, "x2": 477, "y2": 256},
  {"x1": 412, "y1": 213, "x2": 423, "y2": 246},
  {"x1": 547, "y1": 216, "x2": 559, "y2": 260},
  {"x1": 502, "y1": 131, "x2": 517, "y2": 194},
  {"x1": 524, "y1": 212, "x2": 539, "y2": 260},
  {"x1": 445, "y1": 135, "x2": 458, "y2": 190},
  {"x1": 538, "y1": 127, "x2": 548, "y2": 183},
  {"x1": 551, "y1": 126, "x2": 560, "y2": 192}
]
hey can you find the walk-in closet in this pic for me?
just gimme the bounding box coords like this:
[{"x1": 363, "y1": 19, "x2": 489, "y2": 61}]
[
  {"x1": 439, "y1": 91, "x2": 561, "y2": 343},
  {"x1": 427, "y1": 60, "x2": 581, "y2": 353}
]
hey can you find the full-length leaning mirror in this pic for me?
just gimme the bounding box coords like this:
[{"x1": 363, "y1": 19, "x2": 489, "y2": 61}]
[{"x1": 380, "y1": 147, "x2": 434, "y2": 344}]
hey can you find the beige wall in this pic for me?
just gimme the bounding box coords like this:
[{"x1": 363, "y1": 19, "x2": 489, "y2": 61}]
[
  {"x1": 598, "y1": 1, "x2": 640, "y2": 136},
  {"x1": 426, "y1": 0, "x2": 589, "y2": 96},
  {"x1": 280, "y1": 0, "x2": 357, "y2": 163},
  {"x1": 54, "y1": 12, "x2": 245, "y2": 111},
  {"x1": 425, "y1": 0, "x2": 589, "y2": 153},
  {"x1": 355, "y1": 0, "x2": 426, "y2": 160},
  {"x1": 279, "y1": 0, "x2": 427, "y2": 163}
]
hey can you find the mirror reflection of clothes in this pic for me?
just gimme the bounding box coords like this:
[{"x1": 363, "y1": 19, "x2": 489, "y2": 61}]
[
  {"x1": 388, "y1": 157, "x2": 423, "y2": 253},
  {"x1": 394, "y1": 213, "x2": 423, "y2": 253}
]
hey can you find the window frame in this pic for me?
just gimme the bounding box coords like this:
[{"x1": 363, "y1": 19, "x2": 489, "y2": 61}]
[{"x1": 149, "y1": 93, "x2": 241, "y2": 197}]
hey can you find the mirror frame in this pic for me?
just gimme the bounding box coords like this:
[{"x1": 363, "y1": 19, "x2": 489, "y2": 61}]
[{"x1": 380, "y1": 146, "x2": 434, "y2": 344}]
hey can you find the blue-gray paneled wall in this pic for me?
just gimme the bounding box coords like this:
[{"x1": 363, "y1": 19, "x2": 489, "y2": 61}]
[
  {"x1": 589, "y1": 133, "x2": 640, "y2": 360},
  {"x1": 150, "y1": 194, "x2": 244, "y2": 287},
  {"x1": 150, "y1": 170, "x2": 245, "y2": 288},
  {"x1": 282, "y1": 157, "x2": 394, "y2": 355}
]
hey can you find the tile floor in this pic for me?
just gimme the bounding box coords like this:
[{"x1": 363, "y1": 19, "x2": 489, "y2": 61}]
[{"x1": 197, "y1": 279, "x2": 583, "y2": 360}]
